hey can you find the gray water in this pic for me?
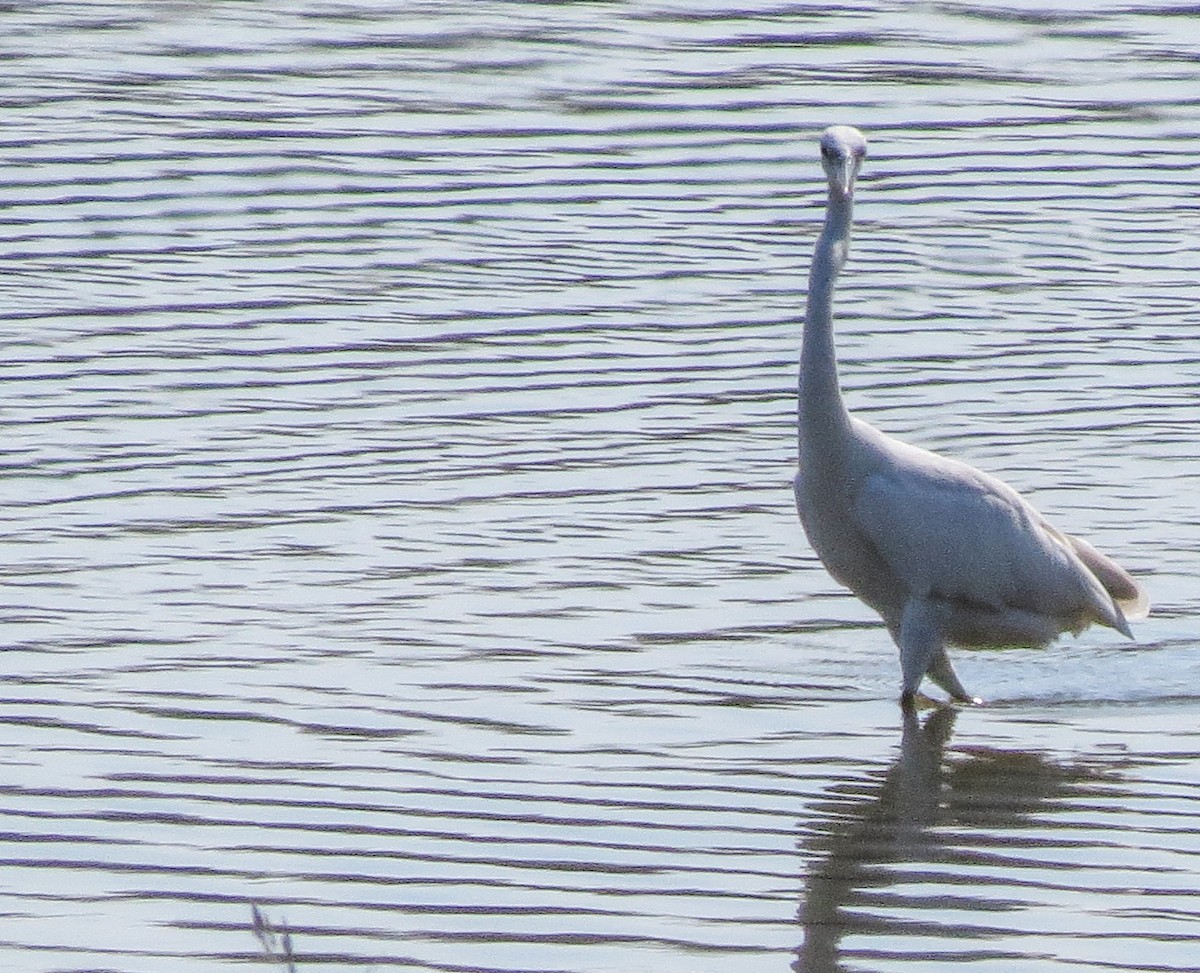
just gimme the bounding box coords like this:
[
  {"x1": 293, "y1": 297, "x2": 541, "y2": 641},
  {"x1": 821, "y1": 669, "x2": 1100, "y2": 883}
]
[{"x1": 0, "y1": 1, "x2": 1197, "y2": 971}]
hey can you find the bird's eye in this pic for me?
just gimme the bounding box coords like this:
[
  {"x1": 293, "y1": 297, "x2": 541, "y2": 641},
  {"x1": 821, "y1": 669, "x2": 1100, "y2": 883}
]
[{"x1": 820, "y1": 145, "x2": 834, "y2": 160}]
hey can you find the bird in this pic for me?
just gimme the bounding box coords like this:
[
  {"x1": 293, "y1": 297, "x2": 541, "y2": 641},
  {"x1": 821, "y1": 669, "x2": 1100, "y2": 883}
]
[{"x1": 793, "y1": 125, "x2": 1148, "y2": 709}]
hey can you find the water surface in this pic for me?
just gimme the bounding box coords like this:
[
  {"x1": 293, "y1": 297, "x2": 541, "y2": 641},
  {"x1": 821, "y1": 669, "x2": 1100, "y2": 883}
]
[{"x1": 0, "y1": 1, "x2": 1197, "y2": 971}]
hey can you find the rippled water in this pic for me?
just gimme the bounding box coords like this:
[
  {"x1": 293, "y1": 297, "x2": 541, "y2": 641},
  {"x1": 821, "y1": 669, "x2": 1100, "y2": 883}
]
[{"x1": 0, "y1": 1, "x2": 1197, "y2": 971}]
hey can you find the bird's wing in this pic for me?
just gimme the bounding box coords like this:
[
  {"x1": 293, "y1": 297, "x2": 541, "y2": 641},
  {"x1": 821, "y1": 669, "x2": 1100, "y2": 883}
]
[{"x1": 850, "y1": 436, "x2": 1122, "y2": 629}]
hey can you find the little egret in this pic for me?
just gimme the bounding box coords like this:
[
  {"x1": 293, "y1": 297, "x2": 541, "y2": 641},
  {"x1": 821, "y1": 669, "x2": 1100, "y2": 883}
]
[{"x1": 793, "y1": 125, "x2": 1148, "y2": 708}]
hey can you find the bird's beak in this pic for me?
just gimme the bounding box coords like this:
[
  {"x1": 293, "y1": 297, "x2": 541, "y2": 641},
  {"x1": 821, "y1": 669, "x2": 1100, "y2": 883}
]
[{"x1": 830, "y1": 156, "x2": 861, "y2": 198}]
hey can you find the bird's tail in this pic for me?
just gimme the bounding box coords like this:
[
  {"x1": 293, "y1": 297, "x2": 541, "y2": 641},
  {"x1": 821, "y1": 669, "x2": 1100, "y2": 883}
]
[{"x1": 1068, "y1": 534, "x2": 1150, "y2": 627}]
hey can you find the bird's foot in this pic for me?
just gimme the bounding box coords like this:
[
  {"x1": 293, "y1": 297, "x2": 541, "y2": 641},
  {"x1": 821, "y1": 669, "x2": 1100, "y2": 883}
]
[{"x1": 901, "y1": 689, "x2": 982, "y2": 711}]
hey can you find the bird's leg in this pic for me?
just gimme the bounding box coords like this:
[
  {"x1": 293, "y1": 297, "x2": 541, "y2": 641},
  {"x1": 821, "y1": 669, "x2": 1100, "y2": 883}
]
[
  {"x1": 926, "y1": 646, "x2": 979, "y2": 705},
  {"x1": 897, "y1": 600, "x2": 980, "y2": 706},
  {"x1": 897, "y1": 597, "x2": 942, "y2": 704}
]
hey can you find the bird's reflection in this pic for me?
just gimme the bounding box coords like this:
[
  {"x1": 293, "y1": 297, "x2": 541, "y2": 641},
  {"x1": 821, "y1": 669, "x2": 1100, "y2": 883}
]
[{"x1": 794, "y1": 707, "x2": 1112, "y2": 972}]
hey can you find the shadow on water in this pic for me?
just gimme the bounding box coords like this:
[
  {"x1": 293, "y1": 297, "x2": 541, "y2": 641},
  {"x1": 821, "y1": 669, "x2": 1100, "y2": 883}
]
[{"x1": 794, "y1": 707, "x2": 1116, "y2": 972}]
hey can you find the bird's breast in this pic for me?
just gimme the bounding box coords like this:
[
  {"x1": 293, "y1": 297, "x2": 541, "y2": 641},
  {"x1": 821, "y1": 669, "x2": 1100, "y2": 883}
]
[{"x1": 793, "y1": 466, "x2": 902, "y2": 620}]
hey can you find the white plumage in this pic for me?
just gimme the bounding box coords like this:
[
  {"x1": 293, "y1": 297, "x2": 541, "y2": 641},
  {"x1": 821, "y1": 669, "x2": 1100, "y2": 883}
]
[{"x1": 794, "y1": 125, "x2": 1148, "y2": 707}]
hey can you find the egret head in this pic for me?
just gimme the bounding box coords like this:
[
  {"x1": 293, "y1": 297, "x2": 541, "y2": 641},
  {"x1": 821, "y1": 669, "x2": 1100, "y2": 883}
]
[{"x1": 819, "y1": 125, "x2": 867, "y2": 199}]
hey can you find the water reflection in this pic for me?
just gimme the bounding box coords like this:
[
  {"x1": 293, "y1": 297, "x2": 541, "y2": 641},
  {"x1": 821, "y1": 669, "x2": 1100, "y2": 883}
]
[{"x1": 795, "y1": 708, "x2": 1113, "y2": 971}]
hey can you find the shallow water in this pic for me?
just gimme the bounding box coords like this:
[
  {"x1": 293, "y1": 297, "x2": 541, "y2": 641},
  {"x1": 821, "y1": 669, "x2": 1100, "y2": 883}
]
[{"x1": 0, "y1": 1, "x2": 1197, "y2": 971}]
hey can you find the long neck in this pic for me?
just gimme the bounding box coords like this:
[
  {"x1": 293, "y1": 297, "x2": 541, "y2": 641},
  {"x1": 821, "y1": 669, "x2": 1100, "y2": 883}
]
[{"x1": 799, "y1": 189, "x2": 854, "y2": 450}]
